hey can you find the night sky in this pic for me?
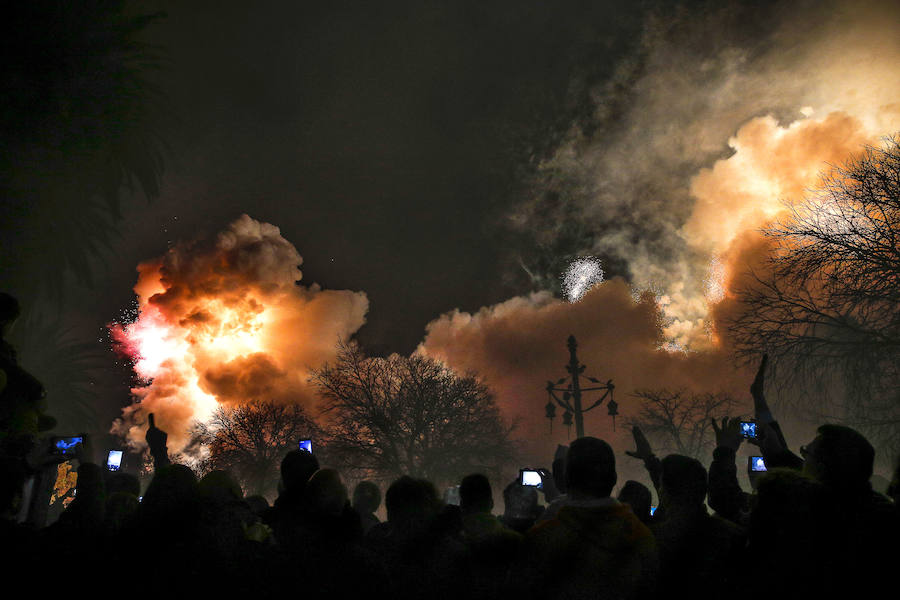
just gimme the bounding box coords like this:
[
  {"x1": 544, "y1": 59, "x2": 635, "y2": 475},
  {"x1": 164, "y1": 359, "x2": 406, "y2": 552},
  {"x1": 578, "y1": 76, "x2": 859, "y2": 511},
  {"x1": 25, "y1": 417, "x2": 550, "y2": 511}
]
[{"x1": 2, "y1": 0, "x2": 899, "y2": 471}]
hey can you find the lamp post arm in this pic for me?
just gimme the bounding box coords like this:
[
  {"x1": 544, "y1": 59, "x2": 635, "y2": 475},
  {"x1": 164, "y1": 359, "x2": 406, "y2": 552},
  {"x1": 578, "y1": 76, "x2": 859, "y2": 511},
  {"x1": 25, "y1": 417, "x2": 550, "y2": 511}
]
[
  {"x1": 582, "y1": 388, "x2": 612, "y2": 413},
  {"x1": 548, "y1": 388, "x2": 574, "y2": 412}
]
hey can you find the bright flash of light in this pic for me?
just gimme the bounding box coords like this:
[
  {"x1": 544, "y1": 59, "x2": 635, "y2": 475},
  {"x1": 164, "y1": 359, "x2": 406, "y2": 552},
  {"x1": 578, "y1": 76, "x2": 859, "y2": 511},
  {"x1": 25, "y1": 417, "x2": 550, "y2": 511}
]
[
  {"x1": 108, "y1": 215, "x2": 369, "y2": 461},
  {"x1": 562, "y1": 257, "x2": 604, "y2": 303}
]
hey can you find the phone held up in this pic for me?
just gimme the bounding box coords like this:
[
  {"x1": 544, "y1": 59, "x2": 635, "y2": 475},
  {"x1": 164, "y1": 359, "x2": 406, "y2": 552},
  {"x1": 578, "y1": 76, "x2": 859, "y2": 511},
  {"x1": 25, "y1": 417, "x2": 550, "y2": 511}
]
[
  {"x1": 749, "y1": 455, "x2": 768, "y2": 472},
  {"x1": 106, "y1": 450, "x2": 124, "y2": 472},
  {"x1": 519, "y1": 469, "x2": 543, "y2": 488},
  {"x1": 51, "y1": 435, "x2": 84, "y2": 456},
  {"x1": 739, "y1": 421, "x2": 758, "y2": 439},
  {"x1": 298, "y1": 439, "x2": 312, "y2": 453}
]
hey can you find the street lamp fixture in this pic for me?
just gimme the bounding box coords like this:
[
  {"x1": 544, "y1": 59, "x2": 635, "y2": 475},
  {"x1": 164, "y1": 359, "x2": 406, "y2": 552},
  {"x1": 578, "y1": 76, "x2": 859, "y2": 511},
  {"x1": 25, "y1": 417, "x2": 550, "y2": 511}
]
[{"x1": 545, "y1": 334, "x2": 616, "y2": 438}]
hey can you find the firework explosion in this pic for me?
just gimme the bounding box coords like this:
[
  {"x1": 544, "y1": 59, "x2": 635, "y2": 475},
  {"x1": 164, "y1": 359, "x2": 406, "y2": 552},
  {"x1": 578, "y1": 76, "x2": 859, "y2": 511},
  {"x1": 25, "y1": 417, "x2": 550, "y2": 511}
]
[
  {"x1": 110, "y1": 215, "x2": 368, "y2": 459},
  {"x1": 562, "y1": 257, "x2": 604, "y2": 302}
]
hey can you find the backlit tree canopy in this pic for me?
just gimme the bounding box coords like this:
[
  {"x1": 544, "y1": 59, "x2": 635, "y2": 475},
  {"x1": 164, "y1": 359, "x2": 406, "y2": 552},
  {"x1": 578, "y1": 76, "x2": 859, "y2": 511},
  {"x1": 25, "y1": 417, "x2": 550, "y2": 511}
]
[
  {"x1": 312, "y1": 342, "x2": 516, "y2": 485},
  {"x1": 731, "y1": 136, "x2": 900, "y2": 450}
]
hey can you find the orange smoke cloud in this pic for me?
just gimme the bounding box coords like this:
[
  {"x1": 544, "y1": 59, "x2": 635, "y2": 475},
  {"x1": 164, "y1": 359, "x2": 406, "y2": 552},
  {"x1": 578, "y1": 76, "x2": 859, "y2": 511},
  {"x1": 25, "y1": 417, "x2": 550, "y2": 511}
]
[
  {"x1": 111, "y1": 215, "x2": 368, "y2": 457},
  {"x1": 418, "y1": 280, "x2": 750, "y2": 467}
]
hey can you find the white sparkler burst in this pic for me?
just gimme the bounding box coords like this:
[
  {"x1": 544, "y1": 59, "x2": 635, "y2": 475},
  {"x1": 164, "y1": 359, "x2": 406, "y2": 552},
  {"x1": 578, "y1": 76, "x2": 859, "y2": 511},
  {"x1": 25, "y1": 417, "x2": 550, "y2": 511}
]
[{"x1": 562, "y1": 257, "x2": 604, "y2": 302}]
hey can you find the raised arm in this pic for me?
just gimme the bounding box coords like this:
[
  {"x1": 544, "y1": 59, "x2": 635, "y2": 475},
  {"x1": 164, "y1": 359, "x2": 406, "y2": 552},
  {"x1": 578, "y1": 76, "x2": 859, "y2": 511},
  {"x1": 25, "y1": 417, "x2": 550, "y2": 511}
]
[{"x1": 625, "y1": 426, "x2": 661, "y2": 493}]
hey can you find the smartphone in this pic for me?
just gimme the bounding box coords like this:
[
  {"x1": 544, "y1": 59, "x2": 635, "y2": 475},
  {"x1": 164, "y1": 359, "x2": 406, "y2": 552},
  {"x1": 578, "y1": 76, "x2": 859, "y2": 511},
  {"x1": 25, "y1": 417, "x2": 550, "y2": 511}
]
[
  {"x1": 298, "y1": 439, "x2": 312, "y2": 453},
  {"x1": 749, "y1": 456, "x2": 767, "y2": 472},
  {"x1": 52, "y1": 436, "x2": 84, "y2": 456},
  {"x1": 740, "y1": 421, "x2": 758, "y2": 439},
  {"x1": 106, "y1": 450, "x2": 123, "y2": 472},
  {"x1": 444, "y1": 485, "x2": 461, "y2": 506},
  {"x1": 650, "y1": 506, "x2": 657, "y2": 516},
  {"x1": 520, "y1": 469, "x2": 542, "y2": 487}
]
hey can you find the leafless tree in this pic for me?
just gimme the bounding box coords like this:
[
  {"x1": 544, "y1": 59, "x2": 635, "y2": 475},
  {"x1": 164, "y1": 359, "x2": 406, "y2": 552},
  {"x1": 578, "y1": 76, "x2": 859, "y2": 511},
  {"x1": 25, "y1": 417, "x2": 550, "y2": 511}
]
[
  {"x1": 311, "y1": 342, "x2": 516, "y2": 486},
  {"x1": 195, "y1": 399, "x2": 320, "y2": 497},
  {"x1": 729, "y1": 136, "x2": 900, "y2": 455},
  {"x1": 628, "y1": 388, "x2": 739, "y2": 460}
]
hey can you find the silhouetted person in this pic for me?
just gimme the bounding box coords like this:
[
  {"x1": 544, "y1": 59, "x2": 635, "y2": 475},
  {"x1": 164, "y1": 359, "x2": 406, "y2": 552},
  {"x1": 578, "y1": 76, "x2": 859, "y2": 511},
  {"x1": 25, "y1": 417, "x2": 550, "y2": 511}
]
[
  {"x1": 0, "y1": 292, "x2": 53, "y2": 458},
  {"x1": 352, "y1": 480, "x2": 382, "y2": 534},
  {"x1": 105, "y1": 470, "x2": 140, "y2": 497},
  {"x1": 748, "y1": 469, "x2": 831, "y2": 599},
  {"x1": 500, "y1": 480, "x2": 542, "y2": 533},
  {"x1": 708, "y1": 416, "x2": 751, "y2": 525},
  {"x1": 367, "y1": 476, "x2": 464, "y2": 600},
  {"x1": 144, "y1": 413, "x2": 170, "y2": 470},
  {"x1": 458, "y1": 473, "x2": 522, "y2": 600},
  {"x1": 651, "y1": 455, "x2": 744, "y2": 598},
  {"x1": 798, "y1": 424, "x2": 896, "y2": 595},
  {"x1": 617, "y1": 480, "x2": 653, "y2": 525},
  {"x1": 265, "y1": 448, "x2": 319, "y2": 546},
  {"x1": 0, "y1": 453, "x2": 38, "y2": 578},
  {"x1": 524, "y1": 437, "x2": 657, "y2": 600}
]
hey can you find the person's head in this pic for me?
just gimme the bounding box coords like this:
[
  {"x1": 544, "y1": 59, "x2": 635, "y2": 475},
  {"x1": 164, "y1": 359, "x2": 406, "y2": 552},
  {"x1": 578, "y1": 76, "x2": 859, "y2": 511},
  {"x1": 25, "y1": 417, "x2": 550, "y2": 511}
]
[
  {"x1": 280, "y1": 449, "x2": 319, "y2": 494},
  {"x1": 104, "y1": 491, "x2": 140, "y2": 533},
  {"x1": 0, "y1": 292, "x2": 20, "y2": 336},
  {"x1": 352, "y1": 480, "x2": 381, "y2": 514},
  {"x1": 617, "y1": 480, "x2": 652, "y2": 522},
  {"x1": 198, "y1": 470, "x2": 243, "y2": 505},
  {"x1": 459, "y1": 473, "x2": 493, "y2": 515},
  {"x1": 502, "y1": 480, "x2": 540, "y2": 520},
  {"x1": 565, "y1": 437, "x2": 617, "y2": 498},
  {"x1": 385, "y1": 476, "x2": 440, "y2": 526},
  {"x1": 802, "y1": 424, "x2": 874, "y2": 492},
  {"x1": 306, "y1": 469, "x2": 348, "y2": 516},
  {"x1": 140, "y1": 464, "x2": 199, "y2": 521},
  {"x1": 659, "y1": 454, "x2": 707, "y2": 508},
  {"x1": 106, "y1": 471, "x2": 141, "y2": 498},
  {"x1": 244, "y1": 494, "x2": 269, "y2": 517}
]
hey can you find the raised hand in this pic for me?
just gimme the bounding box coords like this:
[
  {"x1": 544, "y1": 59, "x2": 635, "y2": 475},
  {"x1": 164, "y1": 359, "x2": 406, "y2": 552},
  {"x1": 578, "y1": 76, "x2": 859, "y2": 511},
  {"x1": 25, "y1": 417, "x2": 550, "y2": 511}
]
[
  {"x1": 750, "y1": 354, "x2": 768, "y2": 400},
  {"x1": 145, "y1": 413, "x2": 170, "y2": 469},
  {"x1": 625, "y1": 426, "x2": 654, "y2": 461},
  {"x1": 711, "y1": 417, "x2": 743, "y2": 452},
  {"x1": 750, "y1": 354, "x2": 775, "y2": 424}
]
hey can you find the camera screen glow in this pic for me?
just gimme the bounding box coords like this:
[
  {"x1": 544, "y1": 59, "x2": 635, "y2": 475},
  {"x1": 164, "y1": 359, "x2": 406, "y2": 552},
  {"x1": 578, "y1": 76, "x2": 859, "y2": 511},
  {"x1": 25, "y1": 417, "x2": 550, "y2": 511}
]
[
  {"x1": 751, "y1": 456, "x2": 767, "y2": 472},
  {"x1": 521, "y1": 470, "x2": 542, "y2": 486},
  {"x1": 107, "y1": 450, "x2": 123, "y2": 471},
  {"x1": 55, "y1": 437, "x2": 83, "y2": 454},
  {"x1": 298, "y1": 439, "x2": 312, "y2": 453}
]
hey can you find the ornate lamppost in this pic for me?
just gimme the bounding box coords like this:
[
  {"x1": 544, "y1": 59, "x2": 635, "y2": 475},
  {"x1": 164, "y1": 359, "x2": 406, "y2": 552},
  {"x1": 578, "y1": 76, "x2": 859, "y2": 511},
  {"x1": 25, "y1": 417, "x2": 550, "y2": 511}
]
[{"x1": 545, "y1": 334, "x2": 617, "y2": 438}]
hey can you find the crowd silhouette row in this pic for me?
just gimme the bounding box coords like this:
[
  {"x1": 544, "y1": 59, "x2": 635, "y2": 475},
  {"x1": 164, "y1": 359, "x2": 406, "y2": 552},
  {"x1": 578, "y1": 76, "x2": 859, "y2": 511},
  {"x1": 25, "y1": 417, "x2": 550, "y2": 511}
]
[{"x1": 2, "y1": 292, "x2": 899, "y2": 599}]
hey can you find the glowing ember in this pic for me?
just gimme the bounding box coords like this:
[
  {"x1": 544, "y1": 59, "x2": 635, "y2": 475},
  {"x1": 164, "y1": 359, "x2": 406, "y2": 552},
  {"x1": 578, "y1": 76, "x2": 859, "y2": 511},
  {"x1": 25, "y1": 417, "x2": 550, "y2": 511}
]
[{"x1": 562, "y1": 257, "x2": 604, "y2": 303}]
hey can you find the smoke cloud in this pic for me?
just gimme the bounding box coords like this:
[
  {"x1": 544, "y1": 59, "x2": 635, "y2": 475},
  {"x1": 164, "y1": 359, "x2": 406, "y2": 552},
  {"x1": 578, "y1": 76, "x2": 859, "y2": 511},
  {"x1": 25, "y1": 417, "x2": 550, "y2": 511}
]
[
  {"x1": 421, "y1": 0, "x2": 900, "y2": 465},
  {"x1": 111, "y1": 215, "x2": 368, "y2": 456}
]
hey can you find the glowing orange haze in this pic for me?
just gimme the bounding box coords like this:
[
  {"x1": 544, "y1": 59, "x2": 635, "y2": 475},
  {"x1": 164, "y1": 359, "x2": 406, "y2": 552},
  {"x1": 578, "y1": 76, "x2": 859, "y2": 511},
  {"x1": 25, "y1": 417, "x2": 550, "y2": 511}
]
[
  {"x1": 110, "y1": 1, "x2": 900, "y2": 474},
  {"x1": 111, "y1": 215, "x2": 368, "y2": 460}
]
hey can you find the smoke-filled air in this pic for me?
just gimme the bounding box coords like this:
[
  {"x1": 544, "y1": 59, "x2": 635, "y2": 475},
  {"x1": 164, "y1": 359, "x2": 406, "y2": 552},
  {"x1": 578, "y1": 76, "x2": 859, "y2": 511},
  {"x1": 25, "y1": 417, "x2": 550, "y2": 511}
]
[
  {"x1": 110, "y1": 215, "x2": 368, "y2": 460},
  {"x1": 420, "y1": 0, "x2": 900, "y2": 462}
]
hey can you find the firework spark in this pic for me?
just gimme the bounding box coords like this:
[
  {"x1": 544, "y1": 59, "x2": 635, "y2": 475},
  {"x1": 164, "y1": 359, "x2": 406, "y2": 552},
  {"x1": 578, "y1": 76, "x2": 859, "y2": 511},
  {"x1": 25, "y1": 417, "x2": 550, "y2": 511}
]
[{"x1": 562, "y1": 257, "x2": 604, "y2": 303}]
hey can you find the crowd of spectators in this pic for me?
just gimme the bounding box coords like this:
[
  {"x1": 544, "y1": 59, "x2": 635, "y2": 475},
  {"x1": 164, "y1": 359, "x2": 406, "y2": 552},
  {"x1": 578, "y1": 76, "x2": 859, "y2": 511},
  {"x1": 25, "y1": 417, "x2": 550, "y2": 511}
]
[{"x1": 2, "y1": 291, "x2": 898, "y2": 598}]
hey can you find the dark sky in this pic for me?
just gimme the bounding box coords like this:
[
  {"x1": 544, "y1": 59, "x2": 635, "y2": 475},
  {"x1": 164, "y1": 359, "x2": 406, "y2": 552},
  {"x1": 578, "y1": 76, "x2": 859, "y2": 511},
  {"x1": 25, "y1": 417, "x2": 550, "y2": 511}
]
[{"x1": 92, "y1": 0, "x2": 647, "y2": 354}]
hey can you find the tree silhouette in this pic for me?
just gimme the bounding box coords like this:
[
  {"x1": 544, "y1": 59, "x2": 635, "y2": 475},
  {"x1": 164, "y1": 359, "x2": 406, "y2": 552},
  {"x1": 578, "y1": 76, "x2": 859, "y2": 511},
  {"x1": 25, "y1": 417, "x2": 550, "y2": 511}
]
[
  {"x1": 312, "y1": 342, "x2": 516, "y2": 486},
  {"x1": 195, "y1": 399, "x2": 320, "y2": 498},
  {"x1": 628, "y1": 388, "x2": 739, "y2": 460},
  {"x1": 730, "y1": 136, "x2": 900, "y2": 454},
  {"x1": 1, "y1": 2, "x2": 169, "y2": 302}
]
